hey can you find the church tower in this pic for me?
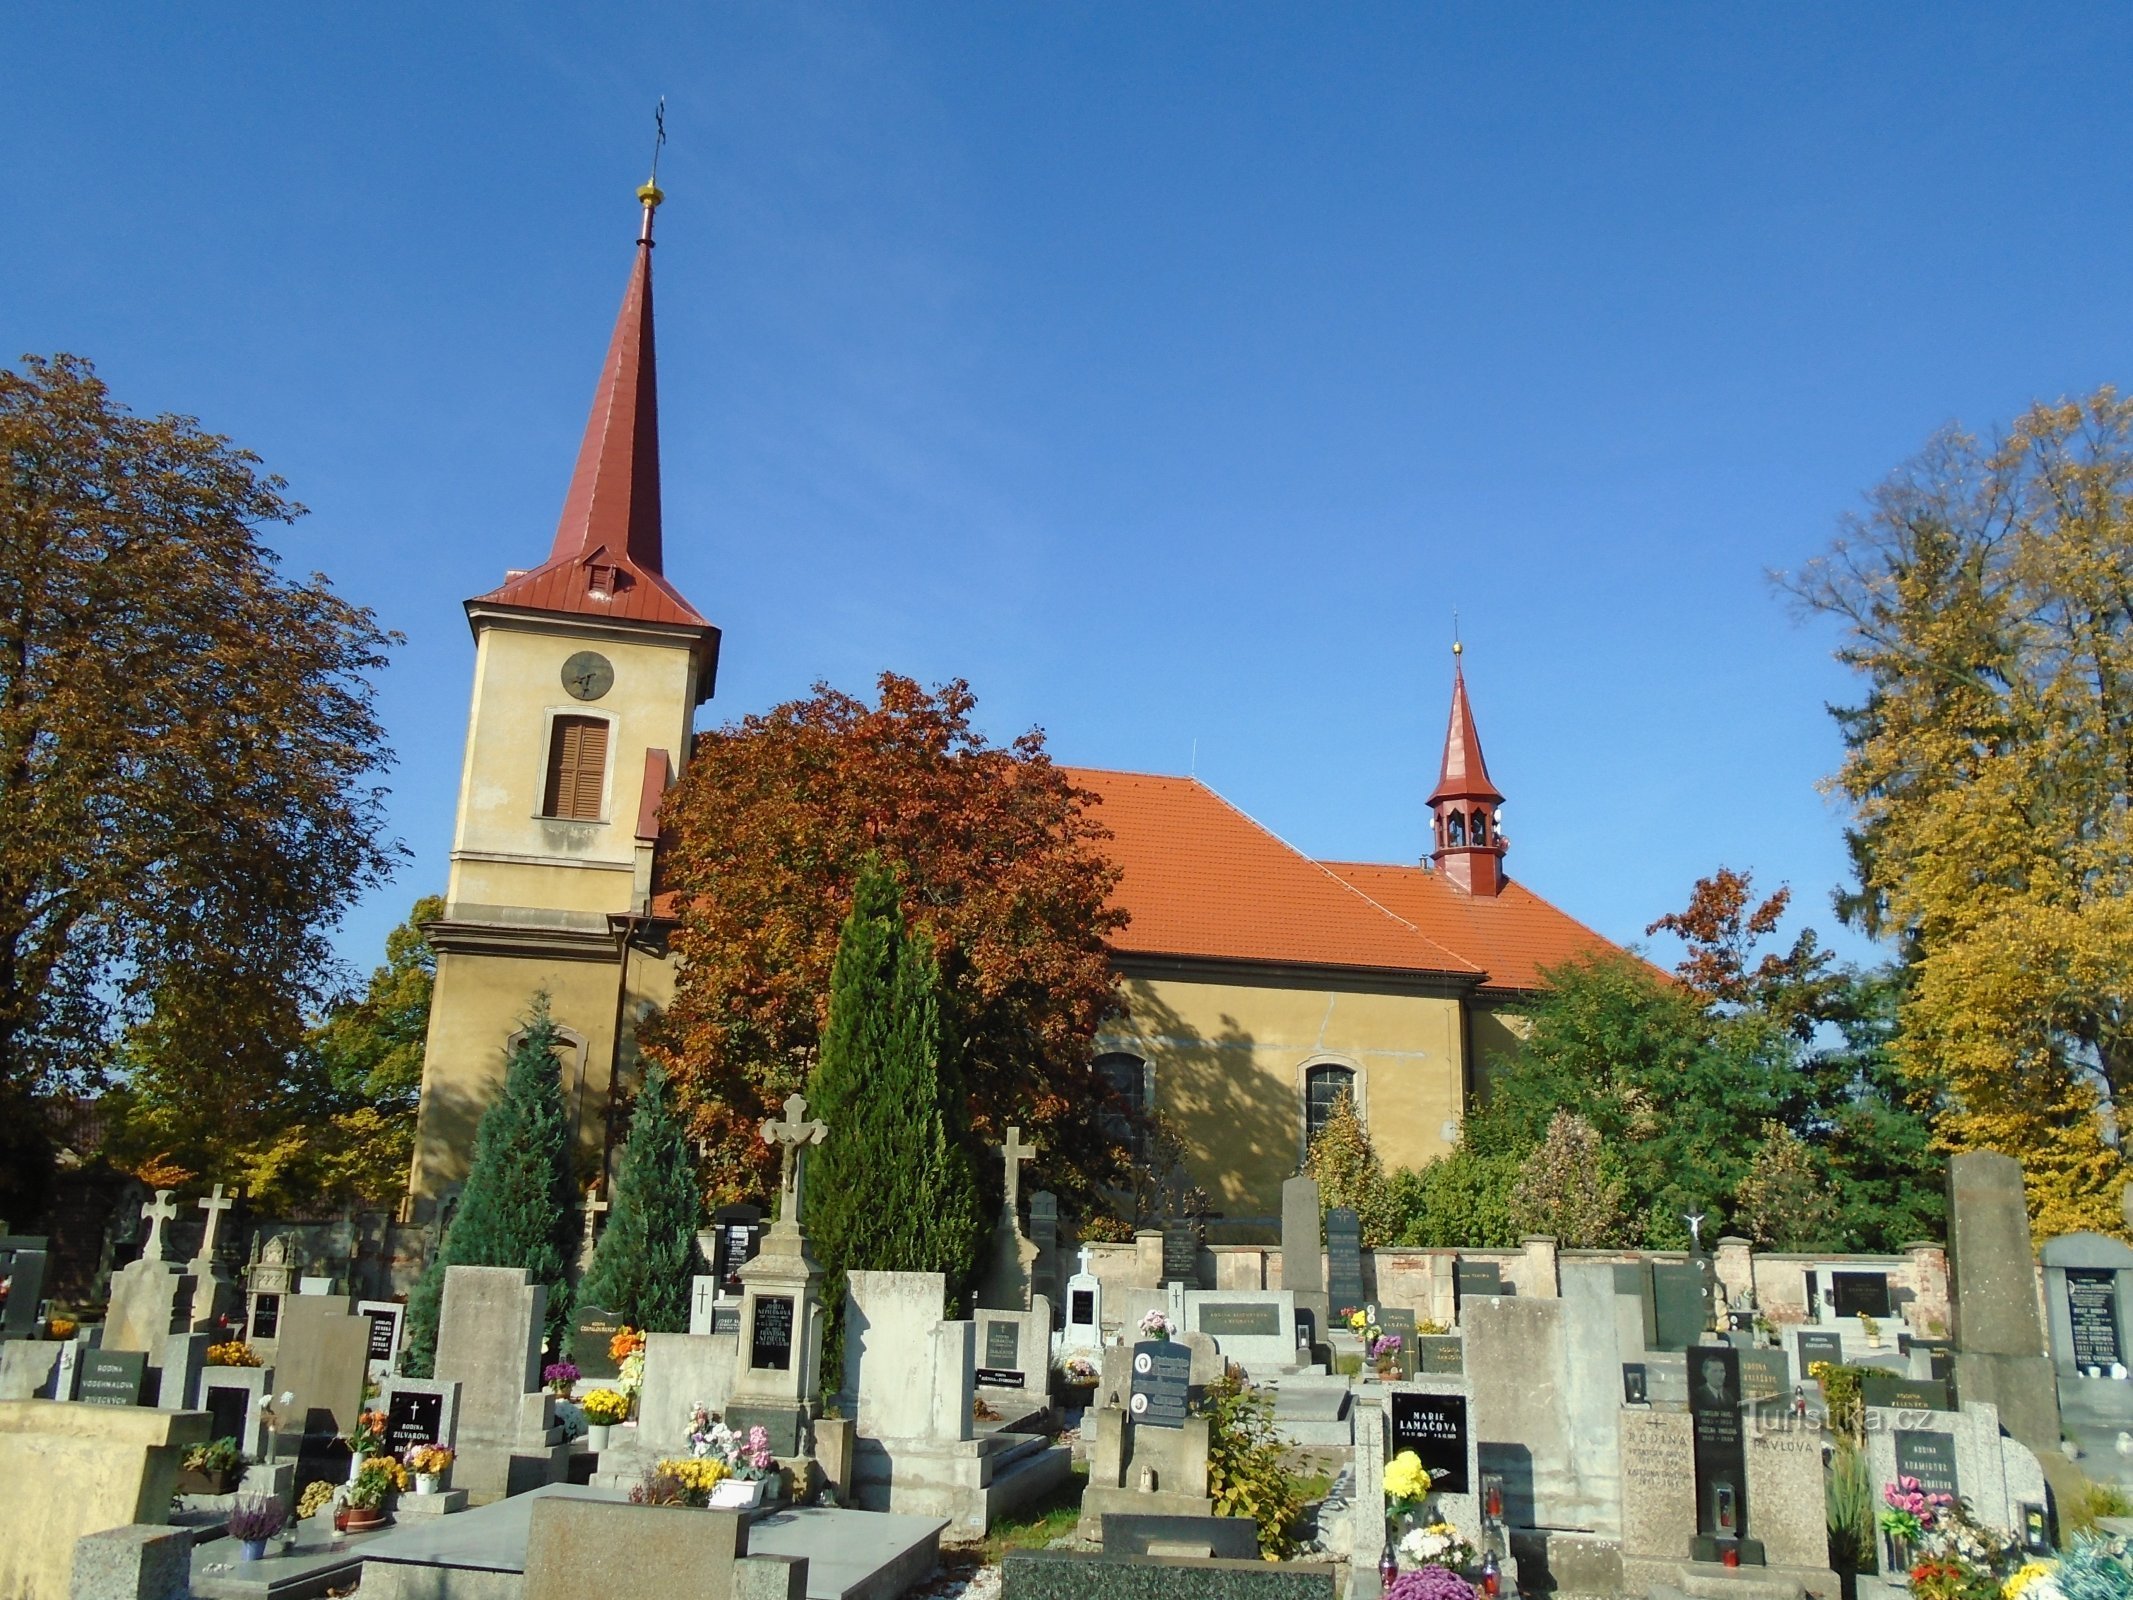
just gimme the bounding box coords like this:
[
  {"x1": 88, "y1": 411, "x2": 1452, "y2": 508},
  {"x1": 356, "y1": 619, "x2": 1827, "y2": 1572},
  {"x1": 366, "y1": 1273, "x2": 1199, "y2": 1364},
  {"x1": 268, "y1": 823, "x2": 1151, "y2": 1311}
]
[
  {"x1": 1427, "y1": 642, "x2": 1507, "y2": 896},
  {"x1": 406, "y1": 180, "x2": 719, "y2": 1217}
]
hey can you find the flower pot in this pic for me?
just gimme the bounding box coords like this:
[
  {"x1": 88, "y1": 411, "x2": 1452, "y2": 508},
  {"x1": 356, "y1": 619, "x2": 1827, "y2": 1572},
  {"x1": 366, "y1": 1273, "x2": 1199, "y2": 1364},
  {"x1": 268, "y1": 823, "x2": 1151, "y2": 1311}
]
[
  {"x1": 415, "y1": 1474, "x2": 438, "y2": 1496},
  {"x1": 239, "y1": 1540, "x2": 268, "y2": 1563},
  {"x1": 588, "y1": 1423, "x2": 613, "y2": 1451},
  {"x1": 175, "y1": 1466, "x2": 238, "y2": 1496},
  {"x1": 708, "y1": 1477, "x2": 768, "y2": 1510},
  {"x1": 341, "y1": 1506, "x2": 388, "y2": 1532}
]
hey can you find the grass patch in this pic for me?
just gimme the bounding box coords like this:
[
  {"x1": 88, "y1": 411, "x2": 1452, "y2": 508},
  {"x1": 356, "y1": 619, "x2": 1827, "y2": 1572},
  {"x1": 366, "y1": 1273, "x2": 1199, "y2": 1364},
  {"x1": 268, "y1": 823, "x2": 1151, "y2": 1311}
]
[
  {"x1": 2066, "y1": 1472, "x2": 2133, "y2": 1535},
  {"x1": 1333, "y1": 1354, "x2": 1363, "y2": 1377},
  {"x1": 955, "y1": 1463, "x2": 1087, "y2": 1563}
]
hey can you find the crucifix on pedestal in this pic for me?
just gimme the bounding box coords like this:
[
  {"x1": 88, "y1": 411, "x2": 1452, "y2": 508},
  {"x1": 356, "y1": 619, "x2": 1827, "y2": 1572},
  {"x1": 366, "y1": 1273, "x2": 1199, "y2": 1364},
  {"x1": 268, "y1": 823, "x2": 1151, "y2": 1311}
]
[
  {"x1": 140, "y1": 1190, "x2": 179, "y2": 1263},
  {"x1": 999, "y1": 1125, "x2": 1039, "y2": 1224},
  {"x1": 760, "y1": 1093, "x2": 828, "y2": 1224},
  {"x1": 580, "y1": 1183, "x2": 610, "y2": 1250}
]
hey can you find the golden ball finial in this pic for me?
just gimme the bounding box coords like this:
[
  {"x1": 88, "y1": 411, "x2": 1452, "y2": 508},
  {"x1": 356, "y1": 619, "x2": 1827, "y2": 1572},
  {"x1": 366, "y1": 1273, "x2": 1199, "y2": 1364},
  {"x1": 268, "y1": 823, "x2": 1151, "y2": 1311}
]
[
  {"x1": 637, "y1": 180, "x2": 665, "y2": 209},
  {"x1": 1452, "y1": 639, "x2": 1463, "y2": 656}
]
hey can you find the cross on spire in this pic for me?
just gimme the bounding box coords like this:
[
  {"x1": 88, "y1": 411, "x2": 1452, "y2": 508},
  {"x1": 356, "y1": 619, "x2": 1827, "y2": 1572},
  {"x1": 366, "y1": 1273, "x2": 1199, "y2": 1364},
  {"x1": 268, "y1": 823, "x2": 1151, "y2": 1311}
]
[
  {"x1": 195, "y1": 1184, "x2": 234, "y2": 1262},
  {"x1": 141, "y1": 1189, "x2": 179, "y2": 1263},
  {"x1": 761, "y1": 1093, "x2": 828, "y2": 1219},
  {"x1": 999, "y1": 1126, "x2": 1039, "y2": 1220}
]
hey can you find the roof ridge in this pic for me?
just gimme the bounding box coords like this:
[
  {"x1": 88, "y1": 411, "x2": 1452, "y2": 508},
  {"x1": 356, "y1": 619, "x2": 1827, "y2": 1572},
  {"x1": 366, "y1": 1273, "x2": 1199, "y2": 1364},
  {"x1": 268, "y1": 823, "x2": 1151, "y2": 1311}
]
[{"x1": 1188, "y1": 780, "x2": 1484, "y2": 976}]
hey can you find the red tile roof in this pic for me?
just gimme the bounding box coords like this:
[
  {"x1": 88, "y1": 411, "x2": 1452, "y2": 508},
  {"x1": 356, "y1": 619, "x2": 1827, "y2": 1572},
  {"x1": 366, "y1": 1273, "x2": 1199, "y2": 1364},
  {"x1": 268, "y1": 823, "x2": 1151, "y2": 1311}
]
[
  {"x1": 1428, "y1": 657, "x2": 1503, "y2": 805},
  {"x1": 1066, "y1": 766, "x2": 1623, "y2": 991}
]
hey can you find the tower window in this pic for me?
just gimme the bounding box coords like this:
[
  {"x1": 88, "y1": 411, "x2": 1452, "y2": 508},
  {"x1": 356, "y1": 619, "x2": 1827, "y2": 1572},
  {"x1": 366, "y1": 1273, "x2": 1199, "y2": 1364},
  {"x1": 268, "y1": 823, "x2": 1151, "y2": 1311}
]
[
  {"x1": 1471, "y1": 808, "x2": 1488, "y2": 845},
  {"x1": 1304, "y1": 1063, "x2": 1356, "y2": 1146},
  {"x1": 542, "y1": 715, "x2": 610, "y2": 821}
]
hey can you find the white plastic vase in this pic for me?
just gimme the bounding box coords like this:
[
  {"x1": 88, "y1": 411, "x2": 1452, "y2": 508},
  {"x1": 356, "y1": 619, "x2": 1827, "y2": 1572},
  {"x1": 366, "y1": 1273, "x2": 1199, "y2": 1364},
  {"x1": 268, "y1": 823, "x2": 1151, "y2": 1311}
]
[
  {"x1": 708, "y1": 1477, "x2": 767, "y2": 1510},
  {"x1": 587, "y1": 1423, "x2": 613, "y2": 1450}
]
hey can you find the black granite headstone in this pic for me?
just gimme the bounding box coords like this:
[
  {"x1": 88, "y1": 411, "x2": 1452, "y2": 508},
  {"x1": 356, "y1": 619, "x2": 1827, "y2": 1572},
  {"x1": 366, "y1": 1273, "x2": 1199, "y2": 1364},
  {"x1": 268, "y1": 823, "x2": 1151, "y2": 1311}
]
[
  {"x1": 1390, "y1": 1391, "x2": 1469, "y2": 1494},
  {"x1": 1861, "y1": 1371, "x2": 1952, "y2": 1411},
  {"x1": 1069, "y1": 1287, "x2": 1096, "y2": 1326},
  {"x1": 1129, "y1": 1339, "x2": 1190, "y2": 1428},
  {"x1": 384, "y1": 1389, "x2": 443, "y2": 1456},
  {"x1": 363, "y1": 1307, "x2": 400, "y2": 1363},
  {"x1": 1831, "y1": 1272, "x2": 1892, "y2": 1320},
  {"x1": 1796, "y1": 1331, "x2": 1844, "y2": 1371},
  {"x1": 1689, "y1": 1346, "x2": 1756, "y2": 1559},
  {"x1": 1161, "y1": 1221, "x2": 1200, "y2": 1287},
  {"x1": 1326, "y1": 1209, "x2": 1365, "y2": 1312},
  {"x1": 1451, "y1": 1259, "x2": 1502, "y2": 1305},
  {"x1": 711, "y1": 1205, "x2": 764, "y2": 1296},
  {"x1": 978, "y1": 1318, "x2": 1025, "y2": 1384},
  {"x1": 571, "y1": 1303, "x2": 625, "y2": 1379},
  {"x1": 710, "y1": 1303, "x2": 741, "y2": 1335},
  {"x1": 203, "y1": 1383, "x2": 249, "y2": 1443},
  {"x1": 749, "y1": 1296, "x2": 795, "y2": 1371},
  {"x1": 80, "y1": 1350, "x2": 148, "y2": 1407},
  {"x1": 1379, "y1": 1306, "x2": 1419, "y2": 1379},
  {"x1": 1894, "y1": 1429, "x2": 1960, "y2": 1499},
  {"x1": 1029, "y1": 1191, "x2": 1059, "y2": 1307},
  {"x1": 2067, "y1": 1268, "x2": 2123, "y2": 1369},
  {"x1": 249, "y1": 1292, "x2": 281, "y2": 1341},
  {"x1": 1415, "y1": 1336, "x2": 1464, "y2": 1375}
]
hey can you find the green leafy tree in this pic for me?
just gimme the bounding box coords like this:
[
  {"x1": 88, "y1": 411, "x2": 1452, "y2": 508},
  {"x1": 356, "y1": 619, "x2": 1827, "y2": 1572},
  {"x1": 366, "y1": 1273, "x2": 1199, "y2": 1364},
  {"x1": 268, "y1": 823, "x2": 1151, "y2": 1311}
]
[
  {"x1": 1733, "y1": 1122, "x2": 1841, "y2": 1250},
  {"x1": 402, "y1": 997, "x2": 578, "y2": 1376},
  {"x1": 804, "y1": 858, "x2": 986, "y2": 1383},
  {"x1": 1388, "y1": 1148, "x2": 1522, "y2": 1249},
  {"x1": 574, "y1": 1062, "x2": 708, "y2": 1339}
]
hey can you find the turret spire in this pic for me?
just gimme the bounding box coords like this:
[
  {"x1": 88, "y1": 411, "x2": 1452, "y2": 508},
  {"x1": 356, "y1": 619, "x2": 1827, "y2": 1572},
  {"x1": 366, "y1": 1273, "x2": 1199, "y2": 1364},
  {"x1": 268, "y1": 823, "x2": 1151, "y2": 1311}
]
[{"x1": 1428, "y1": 641, "x2": 1508, "y2": 895}]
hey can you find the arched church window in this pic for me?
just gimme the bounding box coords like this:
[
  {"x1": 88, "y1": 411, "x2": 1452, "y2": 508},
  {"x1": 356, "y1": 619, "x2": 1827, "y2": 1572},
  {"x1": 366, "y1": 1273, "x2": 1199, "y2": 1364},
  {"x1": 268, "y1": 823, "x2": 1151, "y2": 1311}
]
[
  {"x1": 1304, "y1": 1063, "x2": 1356, "y2": 1146},
  {"x1": 543, "y1": 715, "x2": 610, "y2": 821},
  {"x1": 1446, "y1": 812, "x2": 1466, "y2": 847}
]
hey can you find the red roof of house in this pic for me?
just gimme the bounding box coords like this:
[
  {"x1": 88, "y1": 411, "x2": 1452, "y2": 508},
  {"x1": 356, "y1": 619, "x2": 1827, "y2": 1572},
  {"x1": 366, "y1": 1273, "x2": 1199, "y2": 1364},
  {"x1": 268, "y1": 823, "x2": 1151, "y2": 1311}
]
[
  {"x1": 1066, "y1": 766, "x2": 1623, "y2": 991},
  {"x1": 471, "y1": 197, "x2": 714, "y2": 634}
]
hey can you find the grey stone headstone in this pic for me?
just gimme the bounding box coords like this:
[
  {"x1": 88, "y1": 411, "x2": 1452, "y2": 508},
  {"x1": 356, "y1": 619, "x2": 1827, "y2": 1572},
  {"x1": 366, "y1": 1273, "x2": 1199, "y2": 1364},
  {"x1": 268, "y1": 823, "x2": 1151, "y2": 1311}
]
[
  {"x1": 1948, "y1": 1152, "x2": 2049, "y2": 1357},
  {"x1": 1380, "y1": 1306, "x2": 1419, "y2": 1380},
  {"x1": 1280, "y1": 1178, "x2": 1323, "y2": 1296},
  {"x1": 1325, "y1": 1210, "x2": 1364, "y2": 1312}
]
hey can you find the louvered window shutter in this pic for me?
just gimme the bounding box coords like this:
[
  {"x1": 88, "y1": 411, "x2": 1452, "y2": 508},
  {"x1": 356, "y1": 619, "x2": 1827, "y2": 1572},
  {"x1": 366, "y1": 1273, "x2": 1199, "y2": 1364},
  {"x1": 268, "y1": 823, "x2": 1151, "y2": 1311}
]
[{"x1": 543, "y1": 716, "x2": 609, "y2": 820}]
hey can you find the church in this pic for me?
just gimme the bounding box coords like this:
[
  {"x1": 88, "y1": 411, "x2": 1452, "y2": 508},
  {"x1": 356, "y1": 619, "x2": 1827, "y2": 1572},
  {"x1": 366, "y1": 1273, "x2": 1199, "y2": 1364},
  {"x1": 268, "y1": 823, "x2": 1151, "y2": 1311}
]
[{"x1": 405, "y1": 185, "x2": 1628, "y2": 1237}]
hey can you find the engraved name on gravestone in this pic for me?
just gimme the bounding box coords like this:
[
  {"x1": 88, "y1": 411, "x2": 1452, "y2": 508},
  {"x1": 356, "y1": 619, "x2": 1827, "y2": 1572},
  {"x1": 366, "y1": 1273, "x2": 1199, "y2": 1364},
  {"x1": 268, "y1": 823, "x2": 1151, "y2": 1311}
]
[
  {"x1": 80, "y1": 1350, "x2": 148, "y2": 1407},
  {"x1": 1200, "y1": 1303, "x2": 1282, "y2": 1338},
  {"x1": 1689, "y1": 1345, "x2": 1749, "y2": 1544},
  {"x1": 1129, "y1": 1340, "x2": 1190, "y2": 1429},
  {"x1": 1862, "y1": 1371, "x2": 1953, "y2": 1411},
  {"x1": 712, "y1": 1303, "x2": 741, "y2": 1335},
  {"x1": 2067, "y1": 1269, "x2": 2122, "y2": 1370},
  {"x1": 1390, "y1": 1391, "x2": 1470, "y2": 1494},
  {"x1": 1797, "y1": 1331, "x2": 1844, "y2": 1370},
  {"x1": 571, "y1": 1303, "x2": 623, "y2": 1379},
  {"x1": 1070, "y1": 1286, "x2": 1097, "y2": 1326},
  {"x1": 1161, "y1": 1222, "x2": 1199, "y2": 1287},
  {"x1": 750, "y1": 1295, "x2": 795, "y2": 1371},
  {"x1": 1326, "y1": 1210, "x2": 1365, "y2": 1312},
  {"x1": 1738, "y1": 1349, "x2": 1790, "y2": 1406},
  {"x1": 385, "y1": 1389, "x2": 443, "y2": 1456},
  {"x1": 1894, "y1": 1429, "x2": 1960, "y2": 1499},
  {"x1": 977, "y1": 1319, "x2": 1024, "y2": 1386}
]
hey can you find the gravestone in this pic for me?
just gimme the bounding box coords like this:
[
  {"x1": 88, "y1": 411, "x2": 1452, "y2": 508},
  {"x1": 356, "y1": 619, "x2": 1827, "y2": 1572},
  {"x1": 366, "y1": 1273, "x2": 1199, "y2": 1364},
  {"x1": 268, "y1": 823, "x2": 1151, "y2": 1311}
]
[
  {"x1": 1651, "y1": 1262, "x2": 1707, "y2": 1353},
  {"x1": 1380, "y1": 1305, "x2": 1419, "y2": 1380},
  {"x1": 80, "y1": 1350, "x2": 149, "y2": 1407},
  {"x1": 1688, "y1": 1345, "x2": 1761, "y2": 1563},
  {"x1": 2040, "y1": 1232, "x2": 2133, "y2": 1460},
  {"x1": 1831, "y1": 1271, "x2": 1892, "y2": 1320},
  {"x1": 1862, "y1": 1370, "x2": 1954, "y2": 1411},
  {"x1": 1129, "y1": 1340, "x2": 1191, "y2": 1428},
  {"x1": 689, "y1": 1275, "x2": 719, "y2": 1336},
  {"x1": 1737, "y1": 1348, "x2": 1790, "y2": 1406},
  {"x1": 1415, "y1": 1335, "x2": 1464, "y2": 1375},
  {"x1": 1866, "y1": 1398, "x2": 2050, "y2": 1550},
  {"x1": 571, "y1": 1302, "x2": 625, "y2": 1379},
  {"x1": 976, "y1": 1125, "x2": 1044, "y2": 1310},
  {"x1": 1326, "y1": 1210, "x2": 1365, "y2": 1312},
  {"x1": 1619, "y1": 1407, "x2": 1695, "y2": 1562},
  {"x1": 976, "y1": 1296, "x2": 1059, "y2": 1395},
  {"x1": 245, "y1": 1235, "x2": 294, "y2": 1345},
  {"x1": 1185, "y1": 1290, "x2": 1300, "y2": 1374},
  {"x1": 1028, "y1": 1190, "x2": 1060, "y2": 1312},
  {"x1": 357, "y1": 1299, "x2": 404, "y2": 1378},
  {"x1": 1946, "y1": 1151, "x2": 2061, "y2": 1457},
  {"x1": 274, "y1": 1294, "x2": 369, "y2": 1489},
  {"x1": 380, "y1": 1375, "x2": 461, "y2": 1456},
  {"x1": 1061, "y1": 1246, "x2": 1103, "y2": 1356},
  {"x1": 1895, "y1": 1428, "x2": 1960, "y2": 1498},
  {"x1": 104, "y1": 1192, "x2": 195, "y2": 1357},
  {"x1": 726, "y1": 1093, "x2": 830, "y2": 1455},
  {"x1": 709, "y1": 1205, "x2": 763, "y2": 1296},
  {"x1": 199, "y1": 1365, "x2": 275, "y2": 1457},
  {"x1": 1160, "y1": 1220, "x2": 1201, "y2": 1289},
  {"x1": 1797, "y1": 1330, "x2": 1844, "y2": 1371},
  {"x1": 1391, "y1": 1389, "x2": 1469, "y2": 1493},
  {"x1": 433, "y1": 1265, "x2": 567, "y2": 1501},
  {"x1": 0, "y1": 1235, "x2": 50, "y2": 1340},
  {"x1": 1281, "y1": 1177, "x2": 1323, "y2": 1296}
]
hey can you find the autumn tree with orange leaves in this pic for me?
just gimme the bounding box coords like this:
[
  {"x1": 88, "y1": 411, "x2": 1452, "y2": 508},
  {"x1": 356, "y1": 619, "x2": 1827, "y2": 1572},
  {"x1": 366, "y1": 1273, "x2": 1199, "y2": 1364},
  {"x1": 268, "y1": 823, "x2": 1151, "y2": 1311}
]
[{"x1": 646, "y1": 674, "x2": 1126, "y2": 1209}]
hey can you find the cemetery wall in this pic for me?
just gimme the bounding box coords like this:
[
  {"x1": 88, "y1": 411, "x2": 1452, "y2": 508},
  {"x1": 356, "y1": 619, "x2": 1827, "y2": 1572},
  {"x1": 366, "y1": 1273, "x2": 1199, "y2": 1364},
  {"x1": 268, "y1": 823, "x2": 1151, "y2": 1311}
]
[{"x1": 1106, "y1": 965, "x2": 1468, "y2": 1228}]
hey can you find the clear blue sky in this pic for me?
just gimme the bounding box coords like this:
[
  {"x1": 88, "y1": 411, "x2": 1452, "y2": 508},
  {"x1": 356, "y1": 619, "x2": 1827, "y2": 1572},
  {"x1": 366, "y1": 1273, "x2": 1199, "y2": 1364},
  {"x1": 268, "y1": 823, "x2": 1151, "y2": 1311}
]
[{"x1": 6, "y1": 5, "x2": 2131, "y2": 987}]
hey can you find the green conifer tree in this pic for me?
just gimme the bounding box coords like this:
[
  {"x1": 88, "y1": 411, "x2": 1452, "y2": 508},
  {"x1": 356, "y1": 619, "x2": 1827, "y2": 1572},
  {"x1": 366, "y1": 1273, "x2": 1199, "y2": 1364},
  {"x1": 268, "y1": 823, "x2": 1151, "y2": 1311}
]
[
  {"x1": 804, "y1": 858, "x2": 986, "y2": 1380},
  {"x1": 400, "y1": 996, "x2": 579, "y2": 1376},
  {"x1": 574, "y1": 1061, "x2": 707, "y2": 1341}
]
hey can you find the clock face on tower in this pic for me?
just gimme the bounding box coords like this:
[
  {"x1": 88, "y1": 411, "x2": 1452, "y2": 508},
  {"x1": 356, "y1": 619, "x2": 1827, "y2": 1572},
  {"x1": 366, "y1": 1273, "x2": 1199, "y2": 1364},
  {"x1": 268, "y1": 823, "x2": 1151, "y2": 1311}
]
[{"x1": 560, "y1": 650, "x2": 614, "y2": 702}]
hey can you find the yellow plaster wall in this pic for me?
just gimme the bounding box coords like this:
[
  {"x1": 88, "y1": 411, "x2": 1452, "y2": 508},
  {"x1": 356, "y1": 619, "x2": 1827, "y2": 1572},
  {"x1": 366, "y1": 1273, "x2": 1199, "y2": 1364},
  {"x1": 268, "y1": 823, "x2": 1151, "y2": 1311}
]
[
  {"x1": 1103, "y1": 968, "x2": 1469, "y2": 1228},
  {"x1": 1468, "y1": 1001, "x2": 1532, "y2": 1103},
  {"x1": 447, "y1": 621, "x2": 698, "y2": 906},
  {"x1": 408, "y1": 944, "x2": 676, "y2": 1206}
]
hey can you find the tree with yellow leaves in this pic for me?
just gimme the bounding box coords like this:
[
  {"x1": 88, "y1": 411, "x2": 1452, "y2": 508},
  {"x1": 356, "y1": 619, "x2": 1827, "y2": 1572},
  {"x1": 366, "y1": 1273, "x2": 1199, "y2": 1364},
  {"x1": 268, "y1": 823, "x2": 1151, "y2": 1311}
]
[{"x1": 1782, "y1": 388, "x2": 2133, "y2": 1236}]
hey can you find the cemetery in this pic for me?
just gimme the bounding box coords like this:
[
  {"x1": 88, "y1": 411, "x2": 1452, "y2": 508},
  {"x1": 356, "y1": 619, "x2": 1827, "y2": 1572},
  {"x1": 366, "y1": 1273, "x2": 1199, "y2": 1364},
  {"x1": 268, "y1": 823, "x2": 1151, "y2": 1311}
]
[{"x1": 10, "y1": 1137, "x2": 2133, "y2": 1600}]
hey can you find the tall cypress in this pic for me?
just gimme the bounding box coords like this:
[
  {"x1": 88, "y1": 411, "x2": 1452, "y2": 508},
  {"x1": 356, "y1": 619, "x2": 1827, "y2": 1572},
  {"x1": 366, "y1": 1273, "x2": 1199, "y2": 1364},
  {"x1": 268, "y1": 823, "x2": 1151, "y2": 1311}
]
[
  {"x1": 401, "y1": 996, "x2": 579, "y2": 1376},
  {"x1": 805, "y1": 857, "x2": 985, "y2": 1384},
  {"x1": 574, "y1": 1061, "x2": 707, "y2": 1340}
]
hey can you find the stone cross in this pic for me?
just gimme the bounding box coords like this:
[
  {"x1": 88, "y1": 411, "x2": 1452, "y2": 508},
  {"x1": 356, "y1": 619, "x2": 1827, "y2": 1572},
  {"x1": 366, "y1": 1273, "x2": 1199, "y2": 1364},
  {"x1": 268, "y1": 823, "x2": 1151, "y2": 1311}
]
[
  {"x1": 140, "y1": 1189, "x2": 179, "y2": 1263},
  {"x1": 999, "y1": 1125, "x2": 1039, "y2": 1219},
  {"x1": 1077, "y1": 1244, "x2": 1095, "y2": 1276},
  {"x1": 579, "y1": 1183, "x2": 610, "y2": 1248},
  {"x1": 195, "y1": 1184, "x2": 234, "y2": 1262},
  {"x1": 760, "y1": 1093, "x2": 828, "y2": 1218}
]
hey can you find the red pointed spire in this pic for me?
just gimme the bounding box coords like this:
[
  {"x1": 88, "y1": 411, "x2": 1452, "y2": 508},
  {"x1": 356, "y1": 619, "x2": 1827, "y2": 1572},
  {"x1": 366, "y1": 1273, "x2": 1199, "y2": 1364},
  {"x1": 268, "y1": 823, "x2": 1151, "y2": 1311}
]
[
  {"x1": 1428, "y1": 643, "x2": 1507, "y2": 895},
  {"x1": 471, "y1": 183, "x2": 712, "y2": 634}
]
